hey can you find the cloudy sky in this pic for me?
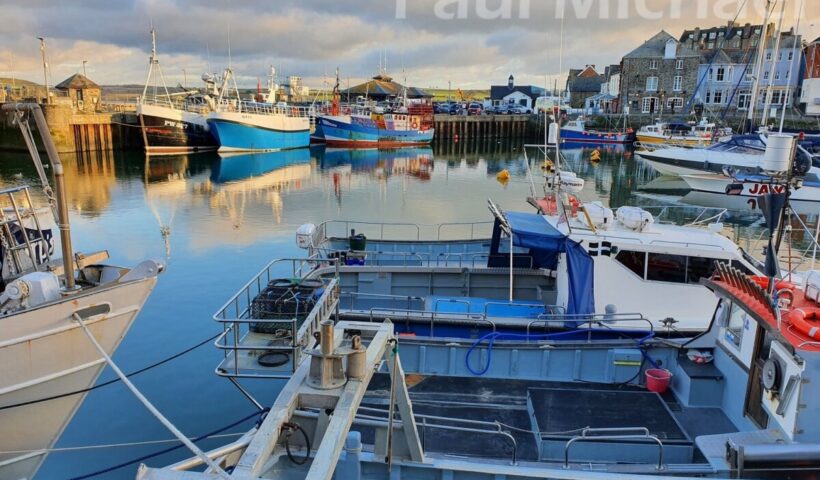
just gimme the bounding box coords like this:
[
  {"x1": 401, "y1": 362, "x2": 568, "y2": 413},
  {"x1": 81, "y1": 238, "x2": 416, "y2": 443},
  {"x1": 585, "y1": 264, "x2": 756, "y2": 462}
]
[{"x1": 1, "y1": 0, "x2": 818, "y2": 91}]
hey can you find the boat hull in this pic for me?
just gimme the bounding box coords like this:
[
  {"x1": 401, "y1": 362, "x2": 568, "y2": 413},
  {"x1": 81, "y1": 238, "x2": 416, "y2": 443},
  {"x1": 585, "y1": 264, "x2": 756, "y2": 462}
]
[
  {"x1": 636, "y1": 133, "x2": 732, "y2": 148},
  {"x1": 207, "y1": 111, "x2": 310, "y2": 152},
  {"x1": 137, "y1": 104, "x2": 217, "y2": 155},
  {"x1": 682, "y1": 174, "x2": 820, "y2": 203},
  {"x1": 318, "y1": 116, "x2": 434, "y2": 148},
  {"x1": 560, "y1": 128, "x2": 634, "y2": 144},
  {"x1": 0, "y1": 274, "x2": 158, "y2": 480}
]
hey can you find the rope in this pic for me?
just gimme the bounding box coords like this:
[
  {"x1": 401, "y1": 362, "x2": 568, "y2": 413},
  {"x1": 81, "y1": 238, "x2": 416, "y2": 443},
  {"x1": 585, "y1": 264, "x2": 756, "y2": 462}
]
[
  {"x1": 0, "y1": 332, "x2": 220, "y2": 411},
  {"x1": 0, "y1": 432, "x2": 244, "y2": 455},
  {"x1": 72, "y1": 313, "x2": 230, "y2": 478},
  {"x1": 67, "y1": 410, "x2": 264, "y2": 480}
]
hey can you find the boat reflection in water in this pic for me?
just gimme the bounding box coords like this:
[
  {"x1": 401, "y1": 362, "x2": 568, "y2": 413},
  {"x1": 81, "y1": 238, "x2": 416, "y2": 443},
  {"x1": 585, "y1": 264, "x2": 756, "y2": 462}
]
[
  {"x1": 319, "y1": 147, "x2": 434, "y2": 180},
  {"x1": 206, "y1": 149, "x2": 313, "y2": 227}
]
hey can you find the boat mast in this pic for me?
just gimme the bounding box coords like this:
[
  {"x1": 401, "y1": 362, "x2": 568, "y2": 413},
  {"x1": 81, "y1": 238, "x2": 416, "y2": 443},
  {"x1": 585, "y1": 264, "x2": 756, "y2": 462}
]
[
  {"x1": 141, "y1": 28, "x2": 172, "y2": 107},
  {"x1": 746, "y1": 0, "x2": 776, "y2": 132},
  {"x1": 760, "y1": 0, "x2": 788, "y2": 126},
  {"x1": 779, "y1": 0, "x2": 803, "y2": 133}
]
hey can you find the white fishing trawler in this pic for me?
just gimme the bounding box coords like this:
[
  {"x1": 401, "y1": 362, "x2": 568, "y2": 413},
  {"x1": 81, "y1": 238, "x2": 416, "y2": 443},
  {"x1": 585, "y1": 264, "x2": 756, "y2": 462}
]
[{"x1": 0, "y1": 104, "x2": 163, "y2": 480}]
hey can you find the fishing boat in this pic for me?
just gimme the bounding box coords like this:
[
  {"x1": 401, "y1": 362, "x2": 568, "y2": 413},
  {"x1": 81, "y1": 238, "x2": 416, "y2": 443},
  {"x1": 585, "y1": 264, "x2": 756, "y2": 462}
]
[
  {"x1": 636, "y1": 119, "x2": 733, "y2": 148},
  {"x1": 136, "y1": 29, "x2": 218, "y2": 155},
  {"x1": 0, "y1": 104, "x2": 163, "y2": 480},
  {"x1": 206, "y1": 68, "x2": 312, "y2": 152},
  {"x1": 314, "y1": 73, "x2": 435, "y2": 148},
  {"x1": 140, "y1": 190, "x2": 820, "y2": 480},
  {"x1": 560, "y1": 117, "x2": 635, "y2": 144}
]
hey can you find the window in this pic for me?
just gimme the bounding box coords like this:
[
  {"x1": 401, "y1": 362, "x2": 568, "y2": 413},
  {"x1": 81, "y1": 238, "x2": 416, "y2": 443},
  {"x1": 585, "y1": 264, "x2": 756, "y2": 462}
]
[
  {"x1": 733, "y1": 39, "x2": 741, "y2": 49},
  {"x1": 676, "y1": 59, "x2": 684, "y2": 70},
  {"x1": 646, "y1": 254, "x2": 687, "y2": 283},
  {"x1": 766, "y1": 52, "x2": 772, "y2": 61},
  {"x1": 775, "y1": 71, "x2": 781, "y2": 81},
  {"x1": 778, "y1": 52, "x2": 783, "y2": 61},
  {"x1": 788, "y1": 51, "x2": 794, "y2": 61},
  {"x1": 713, "y1": 89, "x2": 724, "y2": 104},
  {"x1": 615, "y1": 250, "x2": 646, "y2": 278},
  {"x1": 785, "y1": 70, "x2": 790, "y2": 80},
  {"x1": 707, "y1": 42, "x2": 715, "y2": 49},
  {"x1": 738, "y1": 92, "x2": 752, "y2": 110},
  {"x1": 708, "y1": 68, "x2": 714, "y2": 81},
  {"x1": 687, "y1": 257, "x2": 718, "y2": 284},
  {"x1": 650, "y1": 60, "x2": 658, "y2": 70},
  {"x1": 709, "y1": 32, "x2": 716, "y2": 39},
  {"x1": 724, "y1": 302, "x2": 748, "y2": 348},
  {"x1": 666, "y1": 97, "x2": 684, "y2": 109},
  {"x1": 727, "y1": 66, "x2": 734, "y2": 82},
  {"x1": 646, "y1": 76, "x2": 659, "y2": 91},
  {"x1": 641, "y1": 97, "x2": 658, "y2": 113},
  {"x1": 705, "y1": 89, "x2": 712, "y2": 103},
  {"x1": 744, "y1": 69, "x2": 753, "y2": 82},
  {"x1": 716, "y1": 67, "x2": 725, "y2": 82},
  {"x1": 673, "y1": 76, "x2": 683, "y2": 92},
  {"x1": 764, "y1": 71, "x2": 770, "y2": 81}
]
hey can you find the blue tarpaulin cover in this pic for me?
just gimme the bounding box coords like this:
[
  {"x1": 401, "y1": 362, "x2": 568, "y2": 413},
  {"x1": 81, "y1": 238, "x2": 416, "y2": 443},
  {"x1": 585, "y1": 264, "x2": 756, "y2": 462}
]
[{"x1": 499, "y1": 211, "x2": 595, "y2": 320}]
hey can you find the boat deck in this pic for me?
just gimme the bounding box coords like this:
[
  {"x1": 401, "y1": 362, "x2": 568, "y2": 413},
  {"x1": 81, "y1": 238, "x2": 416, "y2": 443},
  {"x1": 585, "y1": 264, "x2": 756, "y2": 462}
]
[{"x1": 359, "y1": 375, "x2": 737, "y2": 467}]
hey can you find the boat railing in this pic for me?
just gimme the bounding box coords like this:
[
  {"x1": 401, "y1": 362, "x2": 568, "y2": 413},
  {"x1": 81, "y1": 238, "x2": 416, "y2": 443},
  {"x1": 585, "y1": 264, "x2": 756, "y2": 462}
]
[
  {"x1": 366, "y1": 307, "x2": 496, "y2": 336},
  {"x1": 564, "y1": 427, "x2": 664, "y2": 470},
  {"x1": 211, "y1": 99, "x2": 316, "y2": 119},
  {"x1": 341, "y1": 406, "x2": 519, "y2": 465},
  {"x1": 526, "y1": 313, "x2": 653, "y2": 338},
  {"x1": 641, "y1": 205, "x2": 727, "y2": 227},
  {"x1": 212, "y1": 257, "x2": 339, "y2": 379},
  {"x1": 315, "y1": 219, "x2": 494, "y2": 243},
  {"x1": 0, "y1": 185, "x2": 53, "y2": 276}
]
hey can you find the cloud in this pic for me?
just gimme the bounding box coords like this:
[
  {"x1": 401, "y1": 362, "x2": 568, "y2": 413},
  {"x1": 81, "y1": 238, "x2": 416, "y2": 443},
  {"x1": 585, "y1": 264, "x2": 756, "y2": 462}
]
[{"x1": 0, "y1": 0, "x2": 817, "y2": 89}]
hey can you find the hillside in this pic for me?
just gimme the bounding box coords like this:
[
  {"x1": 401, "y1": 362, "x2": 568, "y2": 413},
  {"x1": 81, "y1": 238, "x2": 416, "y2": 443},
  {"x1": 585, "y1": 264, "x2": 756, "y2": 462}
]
[{"x1": 0, "y1": 77, "x2": 41, "y2": 88}]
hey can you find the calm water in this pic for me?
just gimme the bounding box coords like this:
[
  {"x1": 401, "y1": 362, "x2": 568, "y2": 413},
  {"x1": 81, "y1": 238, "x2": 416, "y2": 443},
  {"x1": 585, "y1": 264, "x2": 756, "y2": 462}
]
[{"x1": 0, "y1": 139, "x2": 806, "y2": 479}]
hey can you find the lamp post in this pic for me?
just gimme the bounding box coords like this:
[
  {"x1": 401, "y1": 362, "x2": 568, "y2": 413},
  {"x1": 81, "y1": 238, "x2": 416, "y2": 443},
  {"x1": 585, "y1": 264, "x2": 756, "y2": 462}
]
[
  {"x1": 82, "y1": 60, "x2": 87, "y2": 77},
  {"x1": 448, "y1": 80, "x2": 451, "y2": 103},
  {"x1": 182, "y1": 68, "x2": 187, "y2": 89},
  {"x1": 37, "y1": 37, "x2": 49, "y2": 104}
]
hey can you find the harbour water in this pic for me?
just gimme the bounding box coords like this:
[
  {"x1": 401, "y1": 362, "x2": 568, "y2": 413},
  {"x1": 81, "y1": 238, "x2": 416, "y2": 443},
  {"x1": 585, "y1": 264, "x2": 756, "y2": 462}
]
[{"x1": 0, "y1": 140, "x2": 801, "y2": 479}]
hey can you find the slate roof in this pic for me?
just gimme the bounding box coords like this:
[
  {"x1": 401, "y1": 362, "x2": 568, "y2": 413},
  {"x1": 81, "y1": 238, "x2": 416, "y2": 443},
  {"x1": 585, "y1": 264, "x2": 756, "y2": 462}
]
[
  {"x1": 341, "y1": 74, "x2": 432, "y2": 99},
  {"x1": 489, "y1": 85, "x2": 546, "y2": 100},
  {"x1": 624, "y1": 31, "x2": 700, "y2": 59},
  {"x1": 55, "y1": 74, "x2": 100, "y2": 90},
  {"x1": 568, "y1": 75, "x2": 606, "y2": 93}
]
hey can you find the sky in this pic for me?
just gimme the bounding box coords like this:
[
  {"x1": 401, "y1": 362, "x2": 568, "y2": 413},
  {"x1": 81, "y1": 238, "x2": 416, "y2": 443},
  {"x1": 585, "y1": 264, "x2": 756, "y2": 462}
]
[{"x1": 0, "y1": 0, "x2": 818, "y2": 91}]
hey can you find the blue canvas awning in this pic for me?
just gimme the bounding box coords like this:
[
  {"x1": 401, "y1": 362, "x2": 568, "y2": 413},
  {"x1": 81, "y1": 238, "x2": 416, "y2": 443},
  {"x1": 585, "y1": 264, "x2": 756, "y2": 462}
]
[{"x1": 492, "y1": 211, "x2": 595, "y2": 320}]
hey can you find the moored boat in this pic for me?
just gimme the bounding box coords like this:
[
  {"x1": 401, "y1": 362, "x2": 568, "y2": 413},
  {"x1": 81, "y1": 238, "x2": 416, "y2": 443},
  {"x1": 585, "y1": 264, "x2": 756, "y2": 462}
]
[
  {"x1": 136, "y1": 29, "x2": 218, "y2": 155},
  {"x1": 0, "y1": 103, "x2": 163, "y2": 480},
  {"x1": 559, "y1": 117, "x2": 635, "y2": 144},
  {"x1": 206, "y1": 68, "x2": 312, "y2": 152},
  {"x1": 636, "y1": 119, "x2": 733, "y2": 148}
]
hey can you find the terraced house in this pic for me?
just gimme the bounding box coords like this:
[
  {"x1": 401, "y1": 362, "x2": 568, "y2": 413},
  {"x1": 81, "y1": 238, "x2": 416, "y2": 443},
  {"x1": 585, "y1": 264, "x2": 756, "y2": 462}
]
[
  {"x1": 619, "y1": 31, "x2": 700, "y2": 115},
  {"x1": 682, "y1": 22, "x2": 802, "y2": 117}
]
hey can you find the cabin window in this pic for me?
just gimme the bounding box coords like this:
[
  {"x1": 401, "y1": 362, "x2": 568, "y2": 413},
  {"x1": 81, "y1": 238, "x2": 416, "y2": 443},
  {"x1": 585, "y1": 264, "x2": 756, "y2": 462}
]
[
  {"x1": 646, "y1": 253, "x2": 687, "y2": 283},
  {"x1": 687, "y1": 257, "x2": 718, "y2": 283},
  {"x1": 615, "y1": 250, "x2": 646, "y2": 278},
  {"x1": 725, "y1": 302, "x2": 747, "y2": 348}
]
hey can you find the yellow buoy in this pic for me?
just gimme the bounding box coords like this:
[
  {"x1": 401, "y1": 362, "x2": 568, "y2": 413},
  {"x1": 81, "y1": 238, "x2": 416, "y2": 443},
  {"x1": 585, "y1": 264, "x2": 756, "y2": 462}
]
[
  {"x1": 590, "y1": 149, "x2": 601, "y2": 162},
  {"x1": 496, "y1": 169, "x2": 511, "y2": 183}
]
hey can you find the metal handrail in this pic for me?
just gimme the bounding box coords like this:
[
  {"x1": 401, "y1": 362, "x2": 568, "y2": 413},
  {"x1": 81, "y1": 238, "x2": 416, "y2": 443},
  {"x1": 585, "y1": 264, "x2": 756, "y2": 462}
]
[
  {"x1": 354, "y1": 406, "x2": 518, "y2": 465},
  {"x1": 366, "y1": 307, "x2": 496, "y2": 336},
  {"x1": 527, "y1": 313, "x2": 654, "y2": 337},
  {"x1": 315, "y1": 219, "x2": 494, "y2": 242},
  {"x1": 564, "y1": 427, "x2": 664, "y2": 470}
]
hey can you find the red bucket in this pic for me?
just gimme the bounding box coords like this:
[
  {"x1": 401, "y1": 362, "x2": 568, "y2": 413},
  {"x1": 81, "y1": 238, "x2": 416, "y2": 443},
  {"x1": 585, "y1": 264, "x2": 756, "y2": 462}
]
[{"x1": 645, "y1": 369, "x2": 672, "y2": 393}]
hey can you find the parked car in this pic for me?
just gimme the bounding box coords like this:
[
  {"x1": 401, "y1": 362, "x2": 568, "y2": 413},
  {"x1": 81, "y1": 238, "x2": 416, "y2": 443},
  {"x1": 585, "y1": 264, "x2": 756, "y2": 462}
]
[
  {"x1": 508, "y1": 105, "x2": 533, "y2": 114},
  {"x1": 467, "y1": 102, "x2": 483, "y2": 115},
  {"x1": 492, "y1": 104, "x2": 510, "y2": 115}
]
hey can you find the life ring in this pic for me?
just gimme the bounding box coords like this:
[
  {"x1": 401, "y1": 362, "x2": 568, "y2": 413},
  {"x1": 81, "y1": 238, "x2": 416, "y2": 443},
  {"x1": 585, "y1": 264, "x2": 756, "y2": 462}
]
[
  {"x1": 787, "y1": 308, "x2": 820, "y2": 340},
  {"x1": 291, "y1": 107, "x2": 299, "y2": 116},
  {"x1": 411, "y1": 119, "x2": 419, "y2": 130}
]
